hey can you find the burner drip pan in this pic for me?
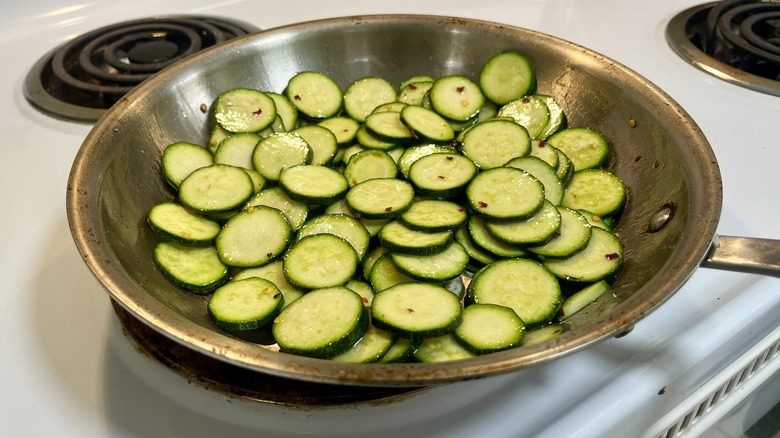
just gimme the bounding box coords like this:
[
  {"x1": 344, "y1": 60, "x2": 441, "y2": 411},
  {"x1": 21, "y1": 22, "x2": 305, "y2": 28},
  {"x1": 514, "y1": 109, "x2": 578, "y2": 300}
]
[
  {"x1": 666, "y1": 1, "x2": 780, "y2": 96},
  {"x1": 24, "y1": 16, "x2": 259, "y2": 122},
  {"x1": 112, "y1": 301, "x2": 428, "y2": 407}
]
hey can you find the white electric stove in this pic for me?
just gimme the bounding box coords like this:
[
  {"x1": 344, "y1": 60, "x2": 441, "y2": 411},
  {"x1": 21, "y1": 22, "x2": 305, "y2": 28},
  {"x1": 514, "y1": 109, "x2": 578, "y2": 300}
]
[{"x1": 2, "y1": 0, "x2": 779, "y2": 437}]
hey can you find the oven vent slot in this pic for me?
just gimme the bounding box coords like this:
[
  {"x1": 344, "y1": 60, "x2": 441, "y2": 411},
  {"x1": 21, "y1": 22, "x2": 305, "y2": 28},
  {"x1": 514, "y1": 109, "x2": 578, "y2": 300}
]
[{"x1": 646, "y1": 325, "x2": 780, "y2": 438}]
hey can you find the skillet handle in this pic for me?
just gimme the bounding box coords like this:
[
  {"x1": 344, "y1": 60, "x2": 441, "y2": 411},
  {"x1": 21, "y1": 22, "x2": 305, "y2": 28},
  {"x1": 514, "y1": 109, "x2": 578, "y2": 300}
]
[{"x1": 700, "y1": 235, "x2": 780, "y2": 278}]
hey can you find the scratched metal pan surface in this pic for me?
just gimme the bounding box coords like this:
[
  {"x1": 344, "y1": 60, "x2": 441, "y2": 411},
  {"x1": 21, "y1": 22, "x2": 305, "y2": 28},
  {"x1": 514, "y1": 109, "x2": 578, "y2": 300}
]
[{"x1": 66, "y1": 15, "x2": 721, "y2": 387}]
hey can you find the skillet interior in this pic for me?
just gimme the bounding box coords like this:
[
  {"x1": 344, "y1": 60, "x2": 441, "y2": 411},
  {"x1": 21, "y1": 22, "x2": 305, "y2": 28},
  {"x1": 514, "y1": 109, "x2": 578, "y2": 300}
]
[{"x1": 66, "y1": 15, "x2": 722, "y2": 386}]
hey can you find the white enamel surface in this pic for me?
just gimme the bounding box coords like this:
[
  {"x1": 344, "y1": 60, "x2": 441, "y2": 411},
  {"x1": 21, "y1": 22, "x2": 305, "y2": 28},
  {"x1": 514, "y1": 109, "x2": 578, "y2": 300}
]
[{"x1": 1, "y1": 1, "x2": 778, "y2": 437}]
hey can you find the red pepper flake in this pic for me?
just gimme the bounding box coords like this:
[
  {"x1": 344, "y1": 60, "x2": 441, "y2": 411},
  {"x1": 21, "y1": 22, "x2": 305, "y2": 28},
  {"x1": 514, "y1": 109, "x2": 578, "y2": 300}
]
[
  {"x1": 635, "y1": 155, "x2": 642, "y2": 162},
  {"x1": 654, "y1": 160, "x2": 660, "y2": 168},
  {"x1": 406, "y1": 308, "x2": 415, "y2": 313},
  {"x1": 478, "y1": 201, "x2": 488, "y2": 208},
  {"x1": 273, "y1": 293, "x2": 281, "y2": 299},
  {"x1": 538, "y1": 140, "x2": 546, "y2": 147},
  {"x1": 522, "y1": 97, "x2": 530, "y2": 103},
  {"x1": 252, "y1": 108, "x2": 263, "y2": 115},
  {"x1": 361, "y1": 297, "x2": 369, "y2": 304},
  {"x1": 437, "y1": 175, "x2": 445, "y2": 179},
  {"x1": 456, "y1": 86, "x2": 465, "y2": 93},
  {"x1": 605, "y1": 253, "x2": 619, "y2": 260},
  {"x1": 409, "y1": 84, "x2": 417, "y2": 90},
  {"x1": 446, "y1": 155, "x2": 454, "y2": 160},
  {"x1": 458, "y1": 208, "x2": 465, "y2": 212},
  {"x1": 385, "y1": 206, "x2": 393, "y2": 212},
  {"x1": 266, "y1": 252, "x2": 273, "y2": 257},
  {"x1": 294, "y1": 95, "x2": 301, "y2": 101}
]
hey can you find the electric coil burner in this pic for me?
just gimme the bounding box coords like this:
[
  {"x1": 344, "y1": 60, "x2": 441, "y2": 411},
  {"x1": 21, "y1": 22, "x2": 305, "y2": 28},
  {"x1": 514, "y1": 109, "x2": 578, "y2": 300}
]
[
  {"x1": 666, "y1": 0, "x2": 780, "y2": 96},
  {"x1": 24, "y1": 16, "x2": 260, "y2": 122}
]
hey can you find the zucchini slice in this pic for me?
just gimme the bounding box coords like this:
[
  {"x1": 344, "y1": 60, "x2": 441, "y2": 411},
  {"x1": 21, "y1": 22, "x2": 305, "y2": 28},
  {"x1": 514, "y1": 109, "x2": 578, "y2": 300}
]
[
  {"x1": 213, "y1": 132, "x2": 261, "y2": 170},
  {"x1": 345, "y1": 178, "x2": 415, "y2": 219},
  {"x1": 279, "y1": 164, "x2": 348, "y2": 205},
  {"x1": 558, "y1": 280, "x2": 611, "y2": 321},
  {"x1": 468, "y1": 258, "x2": 561, "y2": 327},
  {"x1": 399, "y1": 199, "x2": 468, "y2": 233},
  {"x1": 497, "y1": 95, "x2": 550, "y2": 140},
  {"x1": 378, "y1": 220, "x2": 453, "y2": 256},
  {"x1": 454, "y1": 304, "x2": 526, "y2": 354},
  {"x1": 390, "y1": 240, "x2": 469, "y2": 281},
  {"x1": 153, "y1": 242, "x2": 228, "y2": 294},
  {"x1": 330, "y1": 323, "x2": 396, "y2": 363},
  {"x1": 429, "y1": 75, "x2": 485, "y2": 122},
  {"x1": 400, "y1": 104, "x2": 455, "y2": 142},
  {"x1": 213, "y1": 88, "x2": 277, "y2": 133},
  {"x1": 413, "y1": 334, "x2": 475, "y2": 363},
  {"x1": 479, "y1": 51, "x2": 536, "y2": 105},
  {"x1": 283, "y1": 234, "x2": 358, "y2": 290},
  {"x1": 178, "y1": 164, "x2": 254, "y2": 214},
  {"x1": 408, "y1": 152, "x2": 478, "y2": 199},
  {"x1": 295, "y1": 214, "x2": 371, "y2": 260},
  {"x1": 216, "y1": 206, "x2": 291, "y2": 268},
  {"x1": 343, "y1": 149, "x2": 398, "y2": 187},
  {"x1": 285, "y1": 71, "x2": 343, "y2": 120},
  {"x1": 546, "y1": 127, "x2": 609, "y2": 171},
  {"x1": 244, "y1": 187, "x2": 309, "y2": 231},
  {"x1": 272, "y1": 286, "x2": 367, "y2": 358},
  {"x1": 466, "y1": 166, "x2": 545, "y2": 222},
  {"x1": 343, "y1": 76, "x2": 397, "y2": 122},
  {"x1": 526, "y1": 206, "x2": 592, "y2": 258},
  {"x1": 292, "y1": 125, "x2": 338, "y2": 166},
  {"x1": 542, "y1": 227, "x2": 623, "y2": 283},
  {"x1": 208, "y1": 277, "x2": 283, "y2": 331},
  {"x1": 161, "y1": 141, "x2": 213, "y2": 190},
  {"x1": 251, "y1": 132, "x2": 312, "y2": 181},
  {"x1": 460, "y1": 119, "x2": 531, "y2": 169},
  {"x1": 231, "y1": 260, "x2": 304, "y2": 309},
  {"x1": 371, "y1": 282, "x2": 462, "y2": 339},
  {"x1": 561, "y1": 168, "x2": 626, "y2": 218},
  {"x1": 147, "y1": 202, "x2": 221, "y2": 247}
]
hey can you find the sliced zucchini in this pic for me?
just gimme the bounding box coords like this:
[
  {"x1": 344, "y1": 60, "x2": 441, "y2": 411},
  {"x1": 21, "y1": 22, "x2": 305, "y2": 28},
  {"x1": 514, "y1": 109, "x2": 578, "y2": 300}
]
[
  {"x1": 396, "y1": 143, "x2": 456, "y2": 179},
  {"x1": 364, "y1": 111, "x2": 414, "y2": 141},
  {"x1": 213, "y1": 132, "x2": 261, "y2": 170},
  {"x1": 343, "y1": 149, "x2": 398, "y2": 187},
  {"x1": 368, "y1": 254, "x2": 416, "y2": 292},
  {"x1": 522, "y1": 324, "x2": 564, "y2": 346},
  {"x1": 251, "y1": 132, "x2": 312, "y2": 181},
  {"x1": 354, "y1": 124, "x2": 401, "y2": 150},
  {"x1": 345, "y1": 279, "x2": 375, "y2": 306},
  {"x1": 454, "y1": 226, "x2": 496, "y2": 267},
  {"x1": 208, "y1": 277, "x2": 283, "y2": 331},
  {"x1": 526, "y1": 206, "x2": 592, "y2": 258},
  {"x1": 378, "y1": 220, "x2": 452, "y2": 256},
  {"x1": 295, "y1": 213, "x2": 371, "y2": 260},
  {"x1": 272, "y1": 286, "x2": 366, "y2": 358},
  {"x1": 497, "y1": 95, "x2": 550, "y2": 140},
  {"x1": 413, "y1": 334, "x2": 474, "y2": 362},
  {"x1": 345, "y1": 178, "x2": 415, "y2": 219},
  {"x1": 468, "y1": 258, "x2": 561, "y2": 327},
  {"x1": 454, "y1": 304, "x2": 525, "y2": 354},
  {"x1": 558, "y1": 280, "x2": 611, "y2": 321},
  {"x1": 318, "y1": 116, "x2": 361, "y2": 145},
  {"x1": 216, "y1": 205, "x2": 291, "y2": 268},
  {"x1": 466, "y1": 166, "x2": 545, "y2": 222},
  {"x1": 479, "y1": 51, "x2": 536, "y2": 105},
  {"x1": 343, "y1": 76, "x2": 397, "y2": 122},
  {"x1": 371, "y1": 282, "x2": 462, "y2": 339},
  {"x1": 178, "y1": 164, "x2": 254, "y2": 214},
  {"x1": 543, "y1": 227, "x2": 623, "y2": 282},
  {"x1": 535, "y1": 94, "x2": 567, "y2": 140},
  {"x1": 279, "y1": 164, "x2": 348, "y2": 205},
  {"x1": 265, "y1": 92, "x2": 299, "y2": 131},
  {"x1": 283, "y1": 234, "x2": 358, "y2": 289},
  {"x1": 207, "y1": 125, "x2": 231, "y2": 154},
  {"x1": 390, "y1": 240, "x2": 469, "y2": 281},
  {"x1": 400, "y1": 104, "x2": 455, "y2": 142},
  {"x1": 529, "y1": 139, "x2": 560, "y2": 168},
  {"x1": 213, "y1": 88, "x2": 277, "y2": 133},
  {"x1": 231, "y1": 260, "x2": 304, "y2": 309},
  {"x1": 561, "y1": 169, "x2": 626, "y2": 217},
  {"x1": 460, "y1": 119, "x2": 531, "y2": 169},
  {"x1": 407, "y1": 152, "x2": 477, "y2": 199},
  {"x1": 244, "y1": 187, "x2": 308, "y2": 231},
  {"x1": 397, "y1": 80, "x2": 434, "y2": 106},
  {"x1": 330, "y1": 323, "x2": 396, "y2": 363},
  {"x1": 428, "y1": 75, "x2": 485, "y2": 121},
  {"x1": 546, "y1": 127, "x2": 609, "y2": 171},
  {"x1": 378, "y1": 337, "x2": 418, "y2": 363},
  {"x1": 147, "y1": 202, "x2": 221, "y2": 247},
  {"x1": 467, "y1": 215, "x2": 529, "y2": 258},
  {"x1": 292, "y1": 125, "x2": 338, "y2": 166},
  {"x1": 504, "y1": 155, "x2": 565, "y2": 205},
  {"x1": 484, "y1": 199, "x2": 562, "y2": 246},
  {"x1": 161, "y1": 141, "x2": 213, "y2": 190},
  {"x1": 399, "y1": 199, "x2": 468, "y2": 232},
  {"x1": 153, "y1": 242, "x2": 228, "y2": 294},
  {"x1": 285, "y1": 71, "x2": 343, "y2": 120}
]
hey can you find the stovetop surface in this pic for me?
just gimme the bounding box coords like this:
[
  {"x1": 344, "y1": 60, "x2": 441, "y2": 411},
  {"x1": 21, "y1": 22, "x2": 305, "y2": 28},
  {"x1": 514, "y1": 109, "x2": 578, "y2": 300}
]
[{"x1": 1, "y1": 1, "x2": 779, "y2": 437}]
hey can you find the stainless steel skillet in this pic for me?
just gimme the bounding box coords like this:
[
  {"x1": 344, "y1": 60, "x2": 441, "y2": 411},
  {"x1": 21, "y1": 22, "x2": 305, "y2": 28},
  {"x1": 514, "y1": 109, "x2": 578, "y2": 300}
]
[{"x1": 66, "y1": 15, "x2": 780, "y2": 387}]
